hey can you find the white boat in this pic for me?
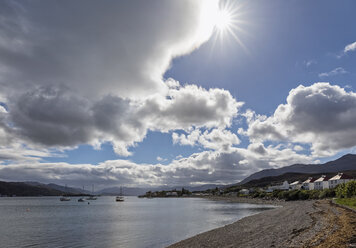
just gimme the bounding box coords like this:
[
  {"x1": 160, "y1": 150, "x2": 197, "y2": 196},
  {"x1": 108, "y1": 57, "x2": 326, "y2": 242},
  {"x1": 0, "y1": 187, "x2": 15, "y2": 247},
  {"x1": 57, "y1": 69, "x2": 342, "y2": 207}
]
[
  {"x1": 116, "y1": 196, "x2": 124, "y2": 202},
  {"x1": 60, "y1": 196, "x2": 71, "y2": 201},
  {"x1": 60, "y1": 184, "x2": 71, "y2": 201},
  {"x1": 78, "y1": 198, "x2": 86, "y2": 202},
  {"x1": 116, "y1": 187, "x2": 124, "y2": 202},
  {"x1": 86, "y1": 185, "x2": 97, "y2": 200}
]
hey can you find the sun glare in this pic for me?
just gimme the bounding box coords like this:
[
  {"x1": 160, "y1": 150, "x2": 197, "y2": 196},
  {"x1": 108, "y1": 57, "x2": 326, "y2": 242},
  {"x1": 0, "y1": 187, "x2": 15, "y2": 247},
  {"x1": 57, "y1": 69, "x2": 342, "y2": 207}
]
[{"x1": 215, "y1": 9, "x2": 232, "y2": 31}]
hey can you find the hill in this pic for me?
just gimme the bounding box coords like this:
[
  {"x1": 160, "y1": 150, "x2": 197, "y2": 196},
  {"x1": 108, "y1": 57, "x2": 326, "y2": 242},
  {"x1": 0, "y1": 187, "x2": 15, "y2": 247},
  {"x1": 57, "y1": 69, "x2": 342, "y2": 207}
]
[
  {"x1": 99, "y1": 184, "x2": 221, "y2": 196},
  {"x1": 239, "y1": 154, "x2": 356, "y2": 185},
  {"x1": 0, "y1": 181, "x2": 93, "y2": 196},
  {"x1": 240, "y1": 170, "x2": 356, "y2": 188},
  {"x1": 25, "y1": 182, "x2": 91, "y2": 195},
  {"x1": 0, "y1": 181, "x2": 65, "y2": 196}
]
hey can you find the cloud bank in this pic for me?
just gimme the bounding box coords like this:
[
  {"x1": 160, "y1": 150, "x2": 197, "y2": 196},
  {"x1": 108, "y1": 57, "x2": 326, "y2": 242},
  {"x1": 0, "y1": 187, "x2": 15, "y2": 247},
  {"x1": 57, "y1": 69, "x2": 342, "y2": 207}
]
[{"x1": 244, "y1": 83, "x2": 356, "y2": 156}]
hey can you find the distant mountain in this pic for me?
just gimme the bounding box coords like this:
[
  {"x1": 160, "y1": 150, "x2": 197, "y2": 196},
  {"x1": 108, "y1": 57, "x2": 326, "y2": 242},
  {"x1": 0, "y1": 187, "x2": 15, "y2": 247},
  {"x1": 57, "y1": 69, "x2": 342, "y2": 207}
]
[
  {"x1": 240, "y1": 170, "x2": 356, "y2": 188},
  {"x1": 239, "y1": 154, "x2": 356, "y2": 185},
  {"x1": 99, "y1": 184, "x2": 221, "y2": 196},
  {"x1": 0, "y1": 181, "x2": 65, "y2": 196},
  {"x1": 25, "y1": 182, "x2": 91, "y2": 195}
]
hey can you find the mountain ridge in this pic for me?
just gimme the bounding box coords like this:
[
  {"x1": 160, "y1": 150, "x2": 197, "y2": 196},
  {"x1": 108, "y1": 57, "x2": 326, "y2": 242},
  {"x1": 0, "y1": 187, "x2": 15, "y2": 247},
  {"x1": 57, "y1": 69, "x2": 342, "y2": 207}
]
[{"x1": 239, "y1": 153, "x2": 356, "y2": 185}]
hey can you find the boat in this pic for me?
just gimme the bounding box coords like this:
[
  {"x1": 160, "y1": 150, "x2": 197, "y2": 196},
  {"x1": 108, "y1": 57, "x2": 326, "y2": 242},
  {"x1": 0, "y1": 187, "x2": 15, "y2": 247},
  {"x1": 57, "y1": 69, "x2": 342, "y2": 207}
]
[
  {"x1": 78, "y1": 198, "x2": 86, "y2": 202},
  {"x1": 59, "y1": 185, "x2": 71, "y2": 201},
  {"x1": 116, "y1": 187, "x2": 124, "y2": 202},
  {"x1": 60, "y1": 196, "x2": 71, "y2": 201},
  {"x1": 116, "y1": 196, "x2": 124, "y2": 202},
  {"x1": 86, "y1": 185, "x2": 98, "y2": 200}
]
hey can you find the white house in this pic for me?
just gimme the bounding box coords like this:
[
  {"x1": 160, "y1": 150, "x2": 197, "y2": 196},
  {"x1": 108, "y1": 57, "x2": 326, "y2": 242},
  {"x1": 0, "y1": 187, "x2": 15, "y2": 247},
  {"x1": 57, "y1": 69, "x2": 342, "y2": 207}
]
[
  {"x1": 267, "y1": 181, "x2": 289, "y2": 191},
  {"x1": 314, "y1": 175, "x2": 330, "y2": 190},
  {"x1": 166, "y1": 191, "x2": 178, "y2": 196},
  {"x1": 240, "y1": 189, "x2": 249, "y2": 195},
  {"x1": 302, "y1": 177, "x2": 316, "y2": 190},
  {"x1": 289, "y1": 181, "x2": 302, "y2": 190},
  {"x1": 328, "y1": 173, "x2": 353, "y2": 189}
]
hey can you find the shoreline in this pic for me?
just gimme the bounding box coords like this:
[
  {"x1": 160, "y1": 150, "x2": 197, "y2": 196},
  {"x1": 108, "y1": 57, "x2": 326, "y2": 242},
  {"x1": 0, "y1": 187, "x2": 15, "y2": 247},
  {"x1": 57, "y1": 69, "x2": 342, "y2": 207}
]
[{"x1": 168, "y1": 197, "x2": 356, "y2": 248}]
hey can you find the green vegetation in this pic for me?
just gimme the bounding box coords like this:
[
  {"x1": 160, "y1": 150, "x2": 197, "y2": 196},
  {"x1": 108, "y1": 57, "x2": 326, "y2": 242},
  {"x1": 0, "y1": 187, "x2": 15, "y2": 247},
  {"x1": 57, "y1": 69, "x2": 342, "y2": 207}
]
[
  {"x1": 140, "y1": 187, "x2": 192, "y2": 198},
  {"x1": 333, "y1": 181, "x2": 356, "y2": 210},
  {"x1": 334, "y1": 198, "x2": 356, "y2": 210},
  {"x1": 0, "y1": 181, "x2": 66, "y2": 196},
  {"x1": 335, "y1": 181, "x2": 356, "y2": 198},
  {"x1": 250, "y1": 188, "x2": 336, "y2": 201}
]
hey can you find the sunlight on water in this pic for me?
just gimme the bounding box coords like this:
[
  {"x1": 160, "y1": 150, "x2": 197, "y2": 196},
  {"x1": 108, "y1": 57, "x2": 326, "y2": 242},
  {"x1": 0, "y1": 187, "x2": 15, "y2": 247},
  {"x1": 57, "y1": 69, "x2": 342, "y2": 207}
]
[{"x1": 0, "y1": 197, "x2": 275, "y2": 248}]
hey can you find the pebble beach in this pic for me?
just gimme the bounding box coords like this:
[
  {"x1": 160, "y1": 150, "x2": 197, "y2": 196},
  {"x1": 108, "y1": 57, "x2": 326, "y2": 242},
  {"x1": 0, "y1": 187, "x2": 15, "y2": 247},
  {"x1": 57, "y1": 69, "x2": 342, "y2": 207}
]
[{"x1": 169, "y1": 197, "x2": 356, "y2": 248}]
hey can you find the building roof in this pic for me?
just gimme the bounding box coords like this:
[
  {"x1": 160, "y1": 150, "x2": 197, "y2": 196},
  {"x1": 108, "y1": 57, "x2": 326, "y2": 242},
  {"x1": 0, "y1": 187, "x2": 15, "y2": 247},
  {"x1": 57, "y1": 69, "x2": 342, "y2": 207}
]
[
  {"x1": 303, "y1": 177, "x2": 316, "y2": 183},
  {"x1": 329, "y1": 173, "x2": 353, "y2": 180},
  {"x1": 314, "y1": 175, "x2": 330, "y2": 182},
  {"x1": 290, "y1": 181, "x2": 300, "y2": 185}
]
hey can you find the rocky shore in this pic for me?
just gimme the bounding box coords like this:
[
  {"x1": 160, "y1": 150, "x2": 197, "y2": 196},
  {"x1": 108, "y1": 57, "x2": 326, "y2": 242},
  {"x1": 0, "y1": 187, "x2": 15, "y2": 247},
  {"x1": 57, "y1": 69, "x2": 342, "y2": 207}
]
[{"x1": 168, "y1": 197, "x2": 356, "y2": 248}]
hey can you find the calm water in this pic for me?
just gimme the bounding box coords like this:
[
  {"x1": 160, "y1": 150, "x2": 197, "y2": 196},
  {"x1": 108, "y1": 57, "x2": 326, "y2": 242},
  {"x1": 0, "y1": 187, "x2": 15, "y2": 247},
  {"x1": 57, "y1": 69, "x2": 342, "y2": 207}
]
[{"x1": 0, "y1": 196, "x2": 275, "y2": 248}]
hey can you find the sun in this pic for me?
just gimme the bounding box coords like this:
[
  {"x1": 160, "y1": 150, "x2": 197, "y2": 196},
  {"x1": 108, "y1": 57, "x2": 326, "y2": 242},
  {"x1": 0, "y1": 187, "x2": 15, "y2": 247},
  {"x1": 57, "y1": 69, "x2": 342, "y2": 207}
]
[
  {"x1": 215, "y1": 9, "x2": 232, "y2": 31},
  {"x1": 209, "y1": 1, "x2": 248, "y2": 52}
]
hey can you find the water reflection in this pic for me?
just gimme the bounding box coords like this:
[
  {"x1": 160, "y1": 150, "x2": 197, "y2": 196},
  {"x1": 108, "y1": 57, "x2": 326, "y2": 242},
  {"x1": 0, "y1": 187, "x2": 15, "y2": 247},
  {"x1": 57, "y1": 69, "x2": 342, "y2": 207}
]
[{"x1": 0, "y1": 197, "x2": 275, "y2": 248}]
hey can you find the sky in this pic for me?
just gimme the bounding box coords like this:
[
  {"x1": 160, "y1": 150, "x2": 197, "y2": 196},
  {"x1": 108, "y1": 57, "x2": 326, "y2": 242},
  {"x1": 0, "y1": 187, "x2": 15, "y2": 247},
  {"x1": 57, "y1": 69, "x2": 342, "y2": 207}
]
[{"x1": 0, "y1": 0, "x2": 356, "y2": 189}]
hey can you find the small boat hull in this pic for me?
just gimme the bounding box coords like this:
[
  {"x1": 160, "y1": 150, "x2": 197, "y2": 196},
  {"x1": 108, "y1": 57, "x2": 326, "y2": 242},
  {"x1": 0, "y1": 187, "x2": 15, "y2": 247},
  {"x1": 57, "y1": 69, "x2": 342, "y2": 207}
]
[{"x1": 60, "y1": 197, "x2": 71, "y2": 201}]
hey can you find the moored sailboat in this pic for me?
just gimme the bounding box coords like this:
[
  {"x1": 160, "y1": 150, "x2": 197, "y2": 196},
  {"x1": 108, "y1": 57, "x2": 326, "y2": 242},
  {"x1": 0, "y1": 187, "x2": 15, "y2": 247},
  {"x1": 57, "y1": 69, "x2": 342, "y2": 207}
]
[
  {"x1": 86, "y1": 185, "x2": 97, "y2": 200},
  {"x1": 116, "y1": 187, "x2": 124, "y2": 202}
]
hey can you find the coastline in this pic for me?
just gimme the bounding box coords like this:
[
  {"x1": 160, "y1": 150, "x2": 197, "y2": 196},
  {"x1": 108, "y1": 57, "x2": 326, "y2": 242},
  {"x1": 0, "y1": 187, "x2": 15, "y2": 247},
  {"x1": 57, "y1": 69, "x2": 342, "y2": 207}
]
[{"x1": 168, "y1": 197, "x2": 356, "y2": 248}]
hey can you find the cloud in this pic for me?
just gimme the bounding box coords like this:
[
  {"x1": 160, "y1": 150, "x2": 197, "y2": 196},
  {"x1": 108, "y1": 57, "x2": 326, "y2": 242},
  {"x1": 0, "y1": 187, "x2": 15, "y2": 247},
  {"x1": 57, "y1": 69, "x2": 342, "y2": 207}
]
[
  {"x1": 318, "y1": 67, "x2": 348, "y2": 77},
  {"x1": 344, "y1": 41, "x2": 356, "y2": 53},
  {"x1": 245, "y1": 83, "x2": 356, "y2": 156},
  {"x1": 304, "y1": 60, "x2": 317, "y2": 67},
  {"x1": 0, "y1": 1, "x2": 245, "y2": 156},
  {"x1": 0, "y1": 0, "x2": 219, "y2": 99},
  {"x1": 156, "y1": 156, "x2": 167, "y2": 162},
  {"x1": 173, "y1": 128, "x2": 240, "y2": 152},
  {"x1": 2, "y1": 81, "x2": 242, "y2": 156},
  {"x1": 0, "y1": 145, "x2": 315, "y2": 188}
]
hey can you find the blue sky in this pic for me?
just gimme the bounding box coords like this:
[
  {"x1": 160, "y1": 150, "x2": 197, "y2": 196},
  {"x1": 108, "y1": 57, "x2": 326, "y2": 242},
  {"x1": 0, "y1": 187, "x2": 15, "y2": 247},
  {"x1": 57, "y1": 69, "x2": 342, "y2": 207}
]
[
  {"x1": 46, "y1": 0, "x2": 356, "y2": 165},
  {"x1": 0, "y1": 0, "x2": 356, "y2": 188}
]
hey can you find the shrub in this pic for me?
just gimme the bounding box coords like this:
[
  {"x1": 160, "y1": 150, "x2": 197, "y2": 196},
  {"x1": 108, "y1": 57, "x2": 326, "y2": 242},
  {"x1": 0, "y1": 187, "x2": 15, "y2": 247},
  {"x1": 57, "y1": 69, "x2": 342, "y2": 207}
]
[
  {"x1": 336, "y1": 181, "x2": 356, "y2": 198},
  {"x1": 286, "y1": 190, "x2": 299, "y2": 201},
  {"x1": 336, "y1": 183, "x2": 346, "y2": 198},
  {"x1": 345, "y1": 181, "x2": 356, "y2": 198},
  {"x1": 318, "y1": 188, "x2": 335, "y2": 199},
  {"x1": 298, "y1": 190, "x2": 309, "y2": 200}
]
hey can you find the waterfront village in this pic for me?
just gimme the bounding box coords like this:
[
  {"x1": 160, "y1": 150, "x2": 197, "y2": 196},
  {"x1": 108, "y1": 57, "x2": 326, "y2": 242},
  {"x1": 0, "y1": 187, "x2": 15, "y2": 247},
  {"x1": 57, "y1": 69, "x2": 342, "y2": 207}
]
[
  {"x1": 140, "y1": 172, "x2": 355, "y2": 199},
  {"x1": 238, "y1": 172, "x2": 354, "y2": 196}
]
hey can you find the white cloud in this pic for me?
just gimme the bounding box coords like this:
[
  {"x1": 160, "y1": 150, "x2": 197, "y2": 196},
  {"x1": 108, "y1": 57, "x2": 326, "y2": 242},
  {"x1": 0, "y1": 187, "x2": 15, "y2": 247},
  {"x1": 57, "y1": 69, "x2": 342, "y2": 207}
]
[
  {"x1": 0, "y1": 145, "x2": 315, "y2": 188},
  {"x1": 304, "y1": 59, "x2": 317, "y2": 67},
  {"x1": 293, "y1": 145, "x2": 304, "y2": 152},
  {"x1": 0, "y1": 1, "x2": 246, "y2": 156},
  {"x1": 156, "y1": 156, "x2": 167, "y2": 162},
  {"x1": 318, "y1": 67, "x2": 348, "y2": 77},
  {"x1": 173, "y1": 128, "x2": 240, "y2": 152},
  {"x1": 245, "y1": 83, "x2": 356, "y2": 156},
  {"x1": 344, "y1": 41, "x2": 356, "y2": 53}
]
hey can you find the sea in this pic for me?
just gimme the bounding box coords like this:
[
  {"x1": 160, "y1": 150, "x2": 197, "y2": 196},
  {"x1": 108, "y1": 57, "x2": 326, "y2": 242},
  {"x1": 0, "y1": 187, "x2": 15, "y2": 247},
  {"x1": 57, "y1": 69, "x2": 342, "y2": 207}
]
[{"x1": 0, "y1": 196, "x2": 275, "y2": 248}]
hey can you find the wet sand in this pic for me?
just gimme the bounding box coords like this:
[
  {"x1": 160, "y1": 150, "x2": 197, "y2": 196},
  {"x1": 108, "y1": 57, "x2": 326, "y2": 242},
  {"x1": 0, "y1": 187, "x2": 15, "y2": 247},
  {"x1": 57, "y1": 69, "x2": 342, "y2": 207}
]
[{"x1": 168, "y1": 197, "x2": 356, "y2": 248}]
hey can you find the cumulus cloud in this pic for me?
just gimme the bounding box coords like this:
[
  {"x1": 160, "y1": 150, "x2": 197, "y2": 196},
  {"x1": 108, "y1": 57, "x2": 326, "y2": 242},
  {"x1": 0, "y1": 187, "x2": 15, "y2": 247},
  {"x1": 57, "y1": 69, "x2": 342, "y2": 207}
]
[
  {"x1": 0, "y1": 145, "x2": 314, "y2": 188},
  {"x1": 2, "y1": 81, "x2": 241, "y2": 156},
  {"x1": 173, "y1": 128, "x2": 240, "y2": 152},
  {"x1": 344, "y1": 41, "x2": 356, "y2": 53},
  {"x1": 0, "y1": 1, "x2": 245, "y2": 156},
  {"x1": 318, "y1": 67, "x2": 348, "y2": 77},
  {"x1": 0, "y1": 0, "x2": 218, "y2": 99},
  {"x1": 245, "y1": 83, "x2": 356, "y2": 156}
]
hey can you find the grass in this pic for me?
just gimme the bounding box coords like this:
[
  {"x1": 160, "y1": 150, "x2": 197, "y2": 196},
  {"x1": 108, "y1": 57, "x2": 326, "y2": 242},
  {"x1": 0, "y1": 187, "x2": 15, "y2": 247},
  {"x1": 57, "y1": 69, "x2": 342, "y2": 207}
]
[{"x1": 334, "y1": 198, "x2": 356, "y2": 210}]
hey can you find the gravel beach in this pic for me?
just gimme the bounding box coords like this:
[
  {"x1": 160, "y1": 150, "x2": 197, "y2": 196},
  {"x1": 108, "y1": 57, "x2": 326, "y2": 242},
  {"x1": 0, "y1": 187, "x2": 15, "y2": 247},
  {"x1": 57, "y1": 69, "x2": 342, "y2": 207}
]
[{"x1": 168, "y1": 197, "x2": 356, "y2": 248}]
